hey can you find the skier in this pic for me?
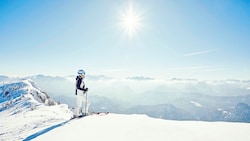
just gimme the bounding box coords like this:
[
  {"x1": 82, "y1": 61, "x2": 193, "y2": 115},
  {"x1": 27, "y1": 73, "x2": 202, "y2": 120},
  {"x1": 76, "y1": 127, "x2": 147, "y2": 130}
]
[{"x1": 75, "y1": 69, "x2": 90, "y2": 117}]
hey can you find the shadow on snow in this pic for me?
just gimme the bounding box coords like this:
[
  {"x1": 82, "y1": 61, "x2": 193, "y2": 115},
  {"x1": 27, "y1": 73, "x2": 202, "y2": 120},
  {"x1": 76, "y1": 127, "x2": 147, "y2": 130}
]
[{"x1": 23, "y1": 120, "x2": 69, "y2": 141}]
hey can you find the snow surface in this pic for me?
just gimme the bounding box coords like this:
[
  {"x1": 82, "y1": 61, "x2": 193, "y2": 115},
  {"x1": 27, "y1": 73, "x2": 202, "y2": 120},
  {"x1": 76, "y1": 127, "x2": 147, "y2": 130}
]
[
  {"x1": 190, "y1": 101, "x2": 203, "y2": 107},
  {"x1": 0, "y1": 104, "x2": 72, "y2": 141},
  {"x1": 30, "y1": 114, "x2": 250, "y2": 141}
]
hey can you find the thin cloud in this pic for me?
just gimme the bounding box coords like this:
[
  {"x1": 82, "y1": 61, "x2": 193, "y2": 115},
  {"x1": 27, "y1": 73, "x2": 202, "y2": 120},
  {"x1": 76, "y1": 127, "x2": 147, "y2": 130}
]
[
  {"x1": 184, "y1": 49, "x2": 218, "y2": 57},
  {"x1": 166, "y1": 66, "x2": 221, "y2": 72},
  {"x1": 126, "y1": 76, "x2": 155, "y2": 81}
]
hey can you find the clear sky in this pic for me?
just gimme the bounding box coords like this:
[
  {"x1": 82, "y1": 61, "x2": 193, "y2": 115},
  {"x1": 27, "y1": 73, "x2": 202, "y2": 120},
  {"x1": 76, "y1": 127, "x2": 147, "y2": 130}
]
[{"x1": 0, "y1": 0, "x2": 249, "y2": 80}]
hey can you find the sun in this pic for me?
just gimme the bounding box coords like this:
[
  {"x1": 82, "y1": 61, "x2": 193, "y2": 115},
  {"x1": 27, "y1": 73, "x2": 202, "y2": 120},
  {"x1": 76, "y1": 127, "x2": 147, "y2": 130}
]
[{"x1": 119, "y1": 3, "x2": 142, "y2": 38}]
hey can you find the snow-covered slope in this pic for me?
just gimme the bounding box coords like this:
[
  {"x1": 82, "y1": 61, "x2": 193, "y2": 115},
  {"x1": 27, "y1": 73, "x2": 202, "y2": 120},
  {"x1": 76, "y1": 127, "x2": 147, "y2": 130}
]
[
  {"x1": 0, "y1": 79, "x2": 72, "y2": 140},
  {"x1": 32, "y1": 114, "x2": 250, "y2": 141}
]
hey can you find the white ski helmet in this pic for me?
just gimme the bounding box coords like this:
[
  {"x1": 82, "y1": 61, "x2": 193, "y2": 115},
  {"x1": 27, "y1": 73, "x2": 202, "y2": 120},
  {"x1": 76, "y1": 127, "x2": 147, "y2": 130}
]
[{"x1": 77, "y1": 69, "x2": 85, "y2": 75}]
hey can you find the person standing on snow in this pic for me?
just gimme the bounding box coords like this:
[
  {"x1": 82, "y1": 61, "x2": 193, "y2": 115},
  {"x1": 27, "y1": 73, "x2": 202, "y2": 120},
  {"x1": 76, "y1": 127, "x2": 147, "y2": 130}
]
[{"x1": 75, "y1": 69, "x2": 90, "y2": 117}]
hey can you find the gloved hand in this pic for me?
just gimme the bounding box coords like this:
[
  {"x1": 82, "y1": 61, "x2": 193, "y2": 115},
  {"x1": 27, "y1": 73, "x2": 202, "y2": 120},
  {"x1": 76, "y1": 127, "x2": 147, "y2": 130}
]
[
  {"x1": 84, "y1": 88, "x2": 88, "y2": 93},
  {"x1": 85, "y1": 88, "x2": 88, "y2": 92}
]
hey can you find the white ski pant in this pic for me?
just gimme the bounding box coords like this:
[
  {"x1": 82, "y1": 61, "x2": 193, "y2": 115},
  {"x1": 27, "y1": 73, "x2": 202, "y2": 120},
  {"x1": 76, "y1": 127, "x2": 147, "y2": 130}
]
[{"x1": 75, "y1": 90, "x2": 90, "y2": 116}]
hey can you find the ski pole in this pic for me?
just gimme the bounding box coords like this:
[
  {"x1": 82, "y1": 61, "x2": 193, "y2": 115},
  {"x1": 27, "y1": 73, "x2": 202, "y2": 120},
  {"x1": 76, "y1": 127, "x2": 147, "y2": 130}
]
[{"x1": 85, "y1": 91, "x2": 88, "y2": 115}]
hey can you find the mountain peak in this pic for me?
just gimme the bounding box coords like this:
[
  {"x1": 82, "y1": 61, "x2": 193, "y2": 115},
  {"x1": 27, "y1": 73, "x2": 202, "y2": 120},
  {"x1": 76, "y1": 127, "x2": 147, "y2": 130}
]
[{"x1": 0, "y1": 79, "x2": 57, "y2": 112}]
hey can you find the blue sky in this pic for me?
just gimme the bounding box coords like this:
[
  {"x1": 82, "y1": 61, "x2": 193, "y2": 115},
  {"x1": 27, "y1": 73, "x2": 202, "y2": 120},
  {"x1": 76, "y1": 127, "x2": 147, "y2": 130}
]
[{"x1": 0, "y1": 0, "x2": 249, "y2": 80}]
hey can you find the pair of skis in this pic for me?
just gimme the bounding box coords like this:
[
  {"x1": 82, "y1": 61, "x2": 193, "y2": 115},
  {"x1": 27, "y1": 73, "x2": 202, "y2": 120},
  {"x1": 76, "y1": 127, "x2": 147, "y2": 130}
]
[
  {"x1": 89, "y1": 112, "x2": 110, "y2": 116},
  {"x1": 71, "y1": 112, "x2": 109, "y2": 119}
]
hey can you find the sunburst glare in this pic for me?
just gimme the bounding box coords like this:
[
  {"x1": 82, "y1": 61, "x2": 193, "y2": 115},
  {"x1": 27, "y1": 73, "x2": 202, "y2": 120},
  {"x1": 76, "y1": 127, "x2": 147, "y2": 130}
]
[{"x1": 119, "y1": 3, "x2": 143, "y2": 39}]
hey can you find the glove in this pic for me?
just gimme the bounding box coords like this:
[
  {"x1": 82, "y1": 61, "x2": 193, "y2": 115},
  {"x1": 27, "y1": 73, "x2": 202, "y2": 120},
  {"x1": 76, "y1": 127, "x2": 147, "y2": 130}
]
[{"x1": 84, "y1": 88, "x2": 88, "y2": 93}]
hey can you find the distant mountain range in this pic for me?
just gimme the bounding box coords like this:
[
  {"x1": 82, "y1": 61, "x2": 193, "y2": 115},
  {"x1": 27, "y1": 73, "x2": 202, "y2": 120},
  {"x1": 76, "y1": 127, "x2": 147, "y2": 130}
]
[
  {"x1": 127, "y1": 95, "x2": 250, "y2": 122},
  {"x1": 1, "y1": 75, "x2": 250, "y2": 122},
  {"x1": 88, "y1": 92, "x2": 250, "y2": 122}
]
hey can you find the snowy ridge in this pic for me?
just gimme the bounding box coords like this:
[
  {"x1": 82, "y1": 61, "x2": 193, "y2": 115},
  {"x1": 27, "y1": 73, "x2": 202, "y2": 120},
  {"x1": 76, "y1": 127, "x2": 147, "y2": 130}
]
[
  {"x1": 0, "y1": 79, "x2": 72, "y2": 140},
  {"x1": 0, "y1": 79, "x2": 57, "y2": 111}
]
